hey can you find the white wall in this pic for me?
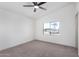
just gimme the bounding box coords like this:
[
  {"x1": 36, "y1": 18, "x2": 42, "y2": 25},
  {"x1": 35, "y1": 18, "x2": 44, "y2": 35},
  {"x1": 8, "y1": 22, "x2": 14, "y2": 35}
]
[
  {"x1": 0, "y1": 9, "x2": 34, "y2": 50},
  {"x1": 35, "y1": 4, "x2": 76, "y2": 47},
  {"x1": 76, "y1": 2, "x2": 79, "y2": 56}
]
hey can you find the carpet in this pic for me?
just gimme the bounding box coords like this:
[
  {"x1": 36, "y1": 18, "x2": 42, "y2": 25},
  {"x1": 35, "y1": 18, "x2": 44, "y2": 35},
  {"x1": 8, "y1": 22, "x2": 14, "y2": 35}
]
[{"x1": 0, "y1": 40, "x2": 78, "y2": 57}]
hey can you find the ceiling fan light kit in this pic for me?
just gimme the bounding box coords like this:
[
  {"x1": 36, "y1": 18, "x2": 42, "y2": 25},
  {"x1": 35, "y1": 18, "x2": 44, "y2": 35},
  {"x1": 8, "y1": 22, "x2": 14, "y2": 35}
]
[{"x1": 34, "y1": 6, "x2": 39, "y2": 9}]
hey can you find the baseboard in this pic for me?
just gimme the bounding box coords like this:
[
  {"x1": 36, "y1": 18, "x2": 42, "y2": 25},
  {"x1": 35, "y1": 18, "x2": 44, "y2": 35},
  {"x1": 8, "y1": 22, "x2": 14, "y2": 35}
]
[
  {"x1": 0, "y1": 39, "x2": 77, "y2": 52},
  {"x1": 0, "y1": 39, "x2": 34, "y2": 52},
  {"x1": 34, "y1": 39, "x2": 77, "y2": 49}
]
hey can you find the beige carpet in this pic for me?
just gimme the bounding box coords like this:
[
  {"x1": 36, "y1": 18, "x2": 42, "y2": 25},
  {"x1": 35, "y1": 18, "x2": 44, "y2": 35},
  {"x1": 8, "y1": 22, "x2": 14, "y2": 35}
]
[{"x1": 0, "y1": 40, "x2": 78, "y2": 57}]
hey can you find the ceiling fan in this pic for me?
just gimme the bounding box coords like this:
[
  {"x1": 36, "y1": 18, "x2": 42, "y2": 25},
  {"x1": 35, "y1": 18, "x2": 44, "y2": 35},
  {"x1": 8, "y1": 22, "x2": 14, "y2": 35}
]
[{"x1": 23, "y1": 2, "x2": 47, "y2": 12}]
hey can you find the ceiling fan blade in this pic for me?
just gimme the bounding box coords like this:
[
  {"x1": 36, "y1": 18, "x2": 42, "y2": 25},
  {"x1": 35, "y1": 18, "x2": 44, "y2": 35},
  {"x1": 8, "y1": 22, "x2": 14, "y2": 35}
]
[
  {"x1": 38, "y1": 2, "x2": 46, "y2": 6},
  {"x1": 23, "y1": 5, "x2": 34, "y2": 7},
  {"x1": 39, "y1": 6, "x2": 47, "y2": 10},
  {"x1": 34, "y1": 8, "x2": 36, "y2": 12},
  {"x1": 32, "y1": 2, "x2": 37, "y2": 5}
]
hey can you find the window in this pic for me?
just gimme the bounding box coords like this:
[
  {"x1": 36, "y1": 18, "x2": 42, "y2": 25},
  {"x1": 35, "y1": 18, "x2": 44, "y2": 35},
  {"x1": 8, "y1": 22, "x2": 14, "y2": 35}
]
[{"x1": 43, "y1": 22, "x2": 60, "y2": 35}]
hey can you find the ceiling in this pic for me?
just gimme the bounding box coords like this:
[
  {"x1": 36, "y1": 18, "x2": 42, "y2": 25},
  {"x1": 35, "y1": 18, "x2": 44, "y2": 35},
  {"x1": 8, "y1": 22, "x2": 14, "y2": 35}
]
[{"x1": 0, "y1": 2, "x2": 74, "y2": 19}]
